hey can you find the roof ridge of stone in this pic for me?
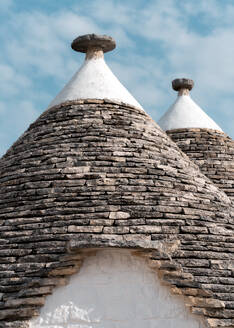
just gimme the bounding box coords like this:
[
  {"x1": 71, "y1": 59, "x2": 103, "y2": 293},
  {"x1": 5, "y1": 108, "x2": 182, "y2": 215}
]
[
  {"x1": 47, "y1": 98, "x2": 144, "y2": 112},
  {"x1": 165, "y1": 127, "x2": 228, "y2": 135}
]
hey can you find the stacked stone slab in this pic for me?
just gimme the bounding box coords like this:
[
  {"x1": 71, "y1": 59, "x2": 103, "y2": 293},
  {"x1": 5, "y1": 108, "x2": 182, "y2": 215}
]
[
  {"x1": 0, "y1": 36, "x2": 234, "y2": 328},
  {"x1": 167, "y1": 128, "x2": 234, "y2": 201}
]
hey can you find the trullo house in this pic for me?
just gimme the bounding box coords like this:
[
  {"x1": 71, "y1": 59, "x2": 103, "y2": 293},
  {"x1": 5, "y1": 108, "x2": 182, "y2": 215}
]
[{"x1": 0, "y1": 34, "x2": 233, "y2": 328}]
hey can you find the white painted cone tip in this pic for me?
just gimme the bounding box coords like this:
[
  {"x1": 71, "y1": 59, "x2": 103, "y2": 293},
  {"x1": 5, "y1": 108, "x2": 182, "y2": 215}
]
[
  {"x1": 158, "y1": 95, "x2": 223, "y2": 132},
  {"x1": 48, "y1": 56, "x2": 143, "y2": 111}
]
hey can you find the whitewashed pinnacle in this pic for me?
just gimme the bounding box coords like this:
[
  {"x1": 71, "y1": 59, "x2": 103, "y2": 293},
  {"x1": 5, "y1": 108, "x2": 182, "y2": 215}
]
[
  {"x1": 48, "y1": 34, "x2": 143, "y2": 110},
  {"x1": 158, "y1": 78, "x2": 222, "y2": 132}
]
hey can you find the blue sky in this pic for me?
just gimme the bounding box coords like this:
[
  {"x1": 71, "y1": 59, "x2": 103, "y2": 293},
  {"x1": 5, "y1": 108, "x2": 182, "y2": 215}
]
[{"x1": 1, "y1": 0, "x2": 234, "y2": 156}]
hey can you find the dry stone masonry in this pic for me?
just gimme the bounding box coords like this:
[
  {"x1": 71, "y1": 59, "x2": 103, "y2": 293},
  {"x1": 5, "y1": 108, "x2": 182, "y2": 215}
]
[
  {"x1": 167, "y1": 128, "x2": 234, "y2": 202},
  {"x1": 0, "y1": 99, "x2": 233, "y2": 328},
  {"x1": 0, "y1": 35, "x2": 233, "y2": 328}
]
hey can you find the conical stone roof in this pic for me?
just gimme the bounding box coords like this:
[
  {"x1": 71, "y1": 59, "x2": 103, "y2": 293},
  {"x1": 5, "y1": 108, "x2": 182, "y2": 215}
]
[
  {"x1": 159, "y1": 79, "x2": 234, "y2": 201},
  {"x1": 0, "y1": 37, "x2": 234, "y2": 328}
]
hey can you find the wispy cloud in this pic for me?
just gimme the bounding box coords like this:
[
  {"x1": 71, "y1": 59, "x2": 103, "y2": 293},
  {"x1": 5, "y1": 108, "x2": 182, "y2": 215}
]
[
  {"x1": 0, "y1": 0, "x2": 13, "y2": 12},
  {"x1": 0, "y1": 64, "x2": 32, "y2": 97}
]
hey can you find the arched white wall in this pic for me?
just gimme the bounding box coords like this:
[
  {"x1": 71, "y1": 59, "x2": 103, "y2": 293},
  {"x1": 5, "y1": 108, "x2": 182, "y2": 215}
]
[{"x1": 30, "y1": 249, "x2": 203, "y2": 328}]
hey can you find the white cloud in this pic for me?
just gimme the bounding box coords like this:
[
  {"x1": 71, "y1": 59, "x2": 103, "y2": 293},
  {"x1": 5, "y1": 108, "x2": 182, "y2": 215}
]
[
  {"x1": 0, "y1": 99, "x2": 39, "y2": 157},
  {"x1": 0, "y1": 64, "x2": 32, "y2": 97},
  {"x1": 53, "y1": 11, "x2": 101, "y2": 39},
  {"x1": 0, "y1": 102, "x2": 6, "y2": 114},
  {"x1": 0, "y1": 0, "x2": 13, "y2": 12},
  {"x1": 76, "y1": 0, "x2": 134, "y2": 25}
]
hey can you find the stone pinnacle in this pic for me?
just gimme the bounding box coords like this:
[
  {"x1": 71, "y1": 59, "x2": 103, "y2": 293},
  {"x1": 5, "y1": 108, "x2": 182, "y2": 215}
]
[
  {"x1": 71, "y1": 34, "x2": 116, "y2": 60},
  {"x1": 172, "y1": 78, "x2": 194, "y2": 96}
]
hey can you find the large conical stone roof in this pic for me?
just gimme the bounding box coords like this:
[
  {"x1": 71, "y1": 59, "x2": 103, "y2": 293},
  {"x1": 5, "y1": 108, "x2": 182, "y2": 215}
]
[{"x1": 0, "y1": 37, "x2": 233, "y2": 328}]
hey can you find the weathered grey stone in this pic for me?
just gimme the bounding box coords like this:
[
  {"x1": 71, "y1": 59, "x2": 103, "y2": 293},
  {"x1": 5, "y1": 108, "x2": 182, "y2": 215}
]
[
  {"x1": 0, "y1": 100, "x2": 233, "y2": 327},
  {"x1": 71, "y1": 34, "x2": 116, "y2": 53},
  {"x1": 167, "y1": 128, "x2": 234, "y2": 202},
  {"x1": 172, "y1": 78, "x2": 194, "y2": 91}
]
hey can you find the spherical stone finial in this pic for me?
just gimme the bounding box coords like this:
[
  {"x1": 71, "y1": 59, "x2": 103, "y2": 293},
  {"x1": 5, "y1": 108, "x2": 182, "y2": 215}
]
[
  {"x1": 172, "y1": 78, "x2": 194, "y2": 92},
  {"x1": 71, "y1": 34, "x2": 116, "y2": 53}
]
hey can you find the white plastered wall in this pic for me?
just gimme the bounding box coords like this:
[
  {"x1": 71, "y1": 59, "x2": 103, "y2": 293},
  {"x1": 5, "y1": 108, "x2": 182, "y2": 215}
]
[
  {"x1": 158, "y1": 95, "x2": 222, "y2": 131},
  {"x1": 48, "y1": 57, "x2": 143, "y2": 111},
  {"x1": 30, "y1": 249, "x2": 203, "y2": 328}
]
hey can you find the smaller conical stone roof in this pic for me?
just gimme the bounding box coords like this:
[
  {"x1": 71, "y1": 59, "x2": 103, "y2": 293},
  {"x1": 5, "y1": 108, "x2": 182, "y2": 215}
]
[
  {"x1": 48, "y1": 34, "x2": 143, "y2": 110},
  {"x1": 159, "y1": 78, "x2": 234, "y2": 202},
  {"x1": 158, "y1": 78, "x2": 222, "y2": 131}
]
